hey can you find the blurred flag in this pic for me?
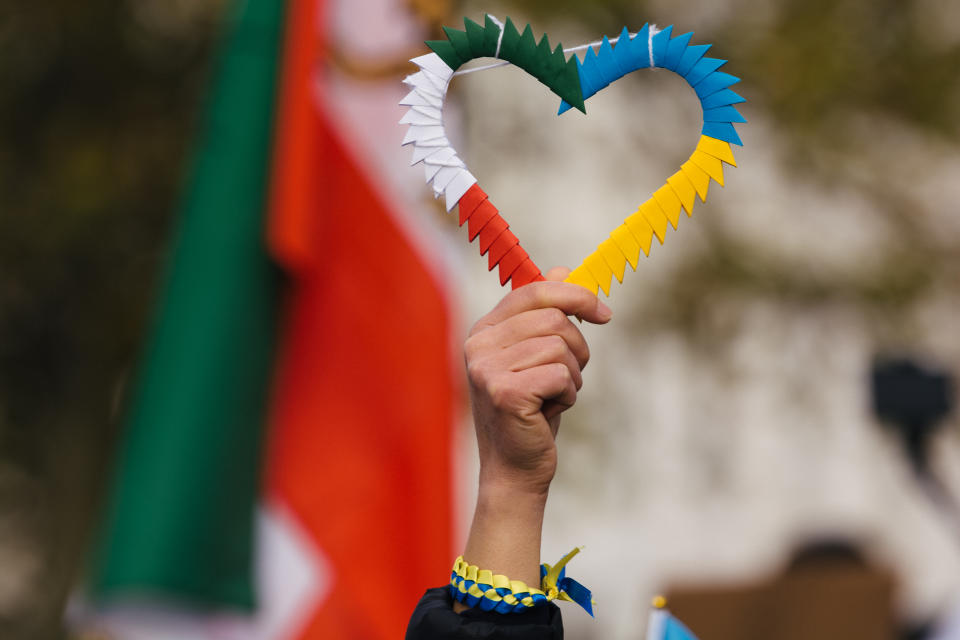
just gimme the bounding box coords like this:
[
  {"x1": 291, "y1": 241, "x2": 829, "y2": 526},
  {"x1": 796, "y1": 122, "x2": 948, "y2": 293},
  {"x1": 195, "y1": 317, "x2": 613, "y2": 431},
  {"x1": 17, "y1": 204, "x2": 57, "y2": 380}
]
[
  {"x1": 82, "y1": 0, "x2": 457, "y2": 638},
  {"x1": 647, "y1": 599, "x2": 701, "y2": 640}
]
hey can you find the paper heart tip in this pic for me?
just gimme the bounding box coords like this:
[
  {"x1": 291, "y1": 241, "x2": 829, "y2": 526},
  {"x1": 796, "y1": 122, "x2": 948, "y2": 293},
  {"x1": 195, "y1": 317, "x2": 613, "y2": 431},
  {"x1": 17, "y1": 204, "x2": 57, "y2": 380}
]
[
  {"x1": 663, "y1": 31, "x2": 695, "y2": 71},
  {"x1": 675, "y1": 43, "x2": 712, "y2": 77},
  {"x1": 700, "y1": 89, "x2": 746, "y2": 110},
  {"x1": 702, "y1": 122, "x2": 743, "y2": 146}
]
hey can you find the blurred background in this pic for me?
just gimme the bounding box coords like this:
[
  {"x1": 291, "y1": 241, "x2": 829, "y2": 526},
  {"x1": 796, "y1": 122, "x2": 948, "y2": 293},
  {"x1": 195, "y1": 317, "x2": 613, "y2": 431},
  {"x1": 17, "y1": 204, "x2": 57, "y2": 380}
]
[{"x1": 2, "y1": 0, "x2": 960, "y2": 638}]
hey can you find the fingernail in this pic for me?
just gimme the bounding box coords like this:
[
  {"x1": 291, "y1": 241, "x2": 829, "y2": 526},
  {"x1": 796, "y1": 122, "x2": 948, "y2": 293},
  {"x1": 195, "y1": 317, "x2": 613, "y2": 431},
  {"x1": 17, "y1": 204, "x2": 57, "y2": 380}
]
[{"x1": 597, "y1": 301, "x2": 613, "y2": 322}]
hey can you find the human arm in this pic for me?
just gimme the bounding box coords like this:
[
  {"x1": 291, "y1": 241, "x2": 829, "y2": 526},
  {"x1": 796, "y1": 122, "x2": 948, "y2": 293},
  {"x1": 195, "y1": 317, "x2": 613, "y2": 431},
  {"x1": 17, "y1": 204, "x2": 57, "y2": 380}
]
[
  {"x1": 455, "y1": 266, "x2": 612, "y2": 607},
  {"x1": 405, "y1": 268, "x2": 610, "y2": 639}
]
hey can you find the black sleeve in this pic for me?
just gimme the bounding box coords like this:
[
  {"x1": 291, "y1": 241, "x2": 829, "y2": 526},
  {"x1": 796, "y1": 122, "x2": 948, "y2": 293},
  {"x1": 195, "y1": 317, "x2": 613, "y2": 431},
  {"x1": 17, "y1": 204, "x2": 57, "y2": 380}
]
[{"x1": 405, "y1": 587, "x2": 564, "y2": 639}]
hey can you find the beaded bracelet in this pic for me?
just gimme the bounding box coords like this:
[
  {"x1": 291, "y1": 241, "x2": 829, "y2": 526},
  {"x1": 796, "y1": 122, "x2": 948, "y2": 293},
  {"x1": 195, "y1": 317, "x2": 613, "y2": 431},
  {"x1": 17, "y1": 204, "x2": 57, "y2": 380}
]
[{"x1": 449, "y1": 547, "x2": 595, "y2": 616}]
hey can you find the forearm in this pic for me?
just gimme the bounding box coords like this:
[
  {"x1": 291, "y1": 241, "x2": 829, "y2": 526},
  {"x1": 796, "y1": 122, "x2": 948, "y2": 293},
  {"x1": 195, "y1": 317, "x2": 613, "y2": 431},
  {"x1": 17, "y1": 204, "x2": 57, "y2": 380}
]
[{"x1": 453, "y1": 480, "x2": 548, "y2": 612}]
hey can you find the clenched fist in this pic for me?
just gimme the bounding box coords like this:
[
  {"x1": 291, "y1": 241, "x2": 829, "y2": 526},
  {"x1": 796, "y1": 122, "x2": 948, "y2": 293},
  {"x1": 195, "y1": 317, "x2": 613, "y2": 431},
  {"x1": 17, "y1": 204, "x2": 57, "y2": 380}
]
[
  {"x1": 454, "y1": 267, "x2": 612, "y2": 593},
  {"x1": 464, "y1": 266, "x2": 613, "y2": 497},
  {"x1": 453, "y1": 267, "x2": 611, "y2": 598}
]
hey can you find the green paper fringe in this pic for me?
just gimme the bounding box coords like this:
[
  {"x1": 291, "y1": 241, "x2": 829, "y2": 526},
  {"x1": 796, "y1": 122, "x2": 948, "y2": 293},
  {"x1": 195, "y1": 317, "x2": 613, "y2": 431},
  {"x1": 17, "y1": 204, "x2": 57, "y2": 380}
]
[{"x1": 426, "y1": 17, "x2": 586, "y2": 113}]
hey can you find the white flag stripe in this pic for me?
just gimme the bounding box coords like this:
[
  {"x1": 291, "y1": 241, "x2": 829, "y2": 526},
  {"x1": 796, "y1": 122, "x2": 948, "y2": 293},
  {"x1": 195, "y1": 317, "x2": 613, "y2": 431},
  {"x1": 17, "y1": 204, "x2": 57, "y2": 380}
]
[{"x1": 70, "y1": 502, "x2": 330, "y2": 640}]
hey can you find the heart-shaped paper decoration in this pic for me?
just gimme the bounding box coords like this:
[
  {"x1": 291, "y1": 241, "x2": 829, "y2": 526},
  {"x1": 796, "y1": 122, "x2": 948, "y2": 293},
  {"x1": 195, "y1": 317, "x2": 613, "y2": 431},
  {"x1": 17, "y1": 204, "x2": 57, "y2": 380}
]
[{"x1": 400, "y1": 17, "x2": 745, "y2": 296}]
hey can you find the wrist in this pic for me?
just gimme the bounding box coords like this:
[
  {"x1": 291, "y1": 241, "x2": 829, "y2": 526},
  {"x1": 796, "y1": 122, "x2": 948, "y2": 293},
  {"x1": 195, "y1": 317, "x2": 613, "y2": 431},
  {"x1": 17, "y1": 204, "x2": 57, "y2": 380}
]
[
  {"x1": 478, "y1": 459, "x2": 556, "y2": 499},
  {"x1": 475, "y1": 479, "x2": 549, "y2": 521}
]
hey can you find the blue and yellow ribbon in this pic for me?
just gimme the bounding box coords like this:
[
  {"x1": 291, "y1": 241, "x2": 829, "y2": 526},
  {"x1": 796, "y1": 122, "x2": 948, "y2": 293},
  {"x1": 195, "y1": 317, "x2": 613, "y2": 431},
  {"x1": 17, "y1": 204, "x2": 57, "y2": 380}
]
[{"x1": 449, "y1": 547, "x2": 595, "y2": 616}]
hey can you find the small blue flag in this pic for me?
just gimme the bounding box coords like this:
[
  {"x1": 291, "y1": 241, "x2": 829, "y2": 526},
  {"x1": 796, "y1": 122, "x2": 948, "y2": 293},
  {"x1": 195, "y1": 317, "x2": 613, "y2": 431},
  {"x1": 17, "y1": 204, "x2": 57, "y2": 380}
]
[{"x1": 646, "y1": 599, "x2": 699, "y2": 640}]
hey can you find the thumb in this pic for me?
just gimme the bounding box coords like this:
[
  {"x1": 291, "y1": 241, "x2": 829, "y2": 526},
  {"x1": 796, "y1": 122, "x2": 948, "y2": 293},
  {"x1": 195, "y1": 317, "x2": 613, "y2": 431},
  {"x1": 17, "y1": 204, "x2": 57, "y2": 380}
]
[{"x1": 542, "y1": 265, "x2": 612, "y2": 324}]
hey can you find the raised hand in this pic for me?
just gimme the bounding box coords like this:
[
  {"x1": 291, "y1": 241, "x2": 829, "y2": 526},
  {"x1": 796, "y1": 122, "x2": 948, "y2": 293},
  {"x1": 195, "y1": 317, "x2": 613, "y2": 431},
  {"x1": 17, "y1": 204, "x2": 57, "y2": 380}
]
[{"x1": 456, "y1": 267, "x2": 611, "y2": 593}]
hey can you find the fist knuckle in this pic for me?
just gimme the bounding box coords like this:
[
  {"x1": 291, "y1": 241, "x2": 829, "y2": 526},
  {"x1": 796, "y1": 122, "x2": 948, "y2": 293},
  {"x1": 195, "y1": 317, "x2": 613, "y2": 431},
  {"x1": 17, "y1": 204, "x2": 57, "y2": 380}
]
[
  {"x1": 545, "y1": 307, "x2": 567, "y2": 332},
  {"x1": 463, "y1": 335, "x2": 481, "y2": 360},
  {"x1": 546, "y1": 334, "x2": 567, "y2": 359},
  {"x1": 467, "y1": 319, "x2": 488, "y2": 338},
  {"x1": 465, "y1": 357, "x2": 488, "y2": 386}
]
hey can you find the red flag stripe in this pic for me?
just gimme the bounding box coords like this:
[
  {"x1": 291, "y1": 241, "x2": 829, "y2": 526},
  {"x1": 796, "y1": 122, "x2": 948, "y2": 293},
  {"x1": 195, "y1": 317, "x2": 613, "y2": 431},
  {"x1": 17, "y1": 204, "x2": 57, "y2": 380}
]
[{"x1": 264, "y1": 0, "x2": 457, "y2": 638}]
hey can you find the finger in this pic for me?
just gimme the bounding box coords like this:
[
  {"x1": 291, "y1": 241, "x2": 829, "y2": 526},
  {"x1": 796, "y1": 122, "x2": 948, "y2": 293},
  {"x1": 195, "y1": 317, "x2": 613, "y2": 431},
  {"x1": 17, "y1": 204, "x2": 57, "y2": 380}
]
[
  {"x1": 512, "y1": 363, "x2": 578, "y2": 414},
  {"x1": 495, "y1": 335, "x2": 583, "y2": 389},
  {"x1": 544, "y1": 266, "x2": 571, "y2": 282},
  {"x1": 477, "y1": 280, "x2": 612, "y2": 329},
  {"x1": 469, "y1": 307, "x2": 590, "y2": 369}
]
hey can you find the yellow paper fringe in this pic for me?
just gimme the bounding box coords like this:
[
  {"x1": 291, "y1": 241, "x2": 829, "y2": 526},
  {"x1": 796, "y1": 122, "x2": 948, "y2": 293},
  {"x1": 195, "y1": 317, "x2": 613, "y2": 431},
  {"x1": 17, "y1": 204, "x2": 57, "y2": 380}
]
[{"x1": 565, "y1": 135, "x2": 737, "y2": 295}]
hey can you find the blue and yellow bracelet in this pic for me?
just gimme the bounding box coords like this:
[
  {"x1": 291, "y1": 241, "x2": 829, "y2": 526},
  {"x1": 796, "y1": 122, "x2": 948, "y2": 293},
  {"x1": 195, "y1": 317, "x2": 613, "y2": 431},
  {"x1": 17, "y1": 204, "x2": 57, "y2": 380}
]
[{"x1": 449, "y1": 547, "x2": 595, "y2": 616}]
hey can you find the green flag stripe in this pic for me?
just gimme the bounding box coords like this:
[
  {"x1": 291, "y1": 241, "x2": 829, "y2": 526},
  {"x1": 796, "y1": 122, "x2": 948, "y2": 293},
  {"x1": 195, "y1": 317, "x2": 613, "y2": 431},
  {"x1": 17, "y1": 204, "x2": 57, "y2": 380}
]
[{"x1": 90, "y1": 0, "x2": 286, "y2": 610}]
